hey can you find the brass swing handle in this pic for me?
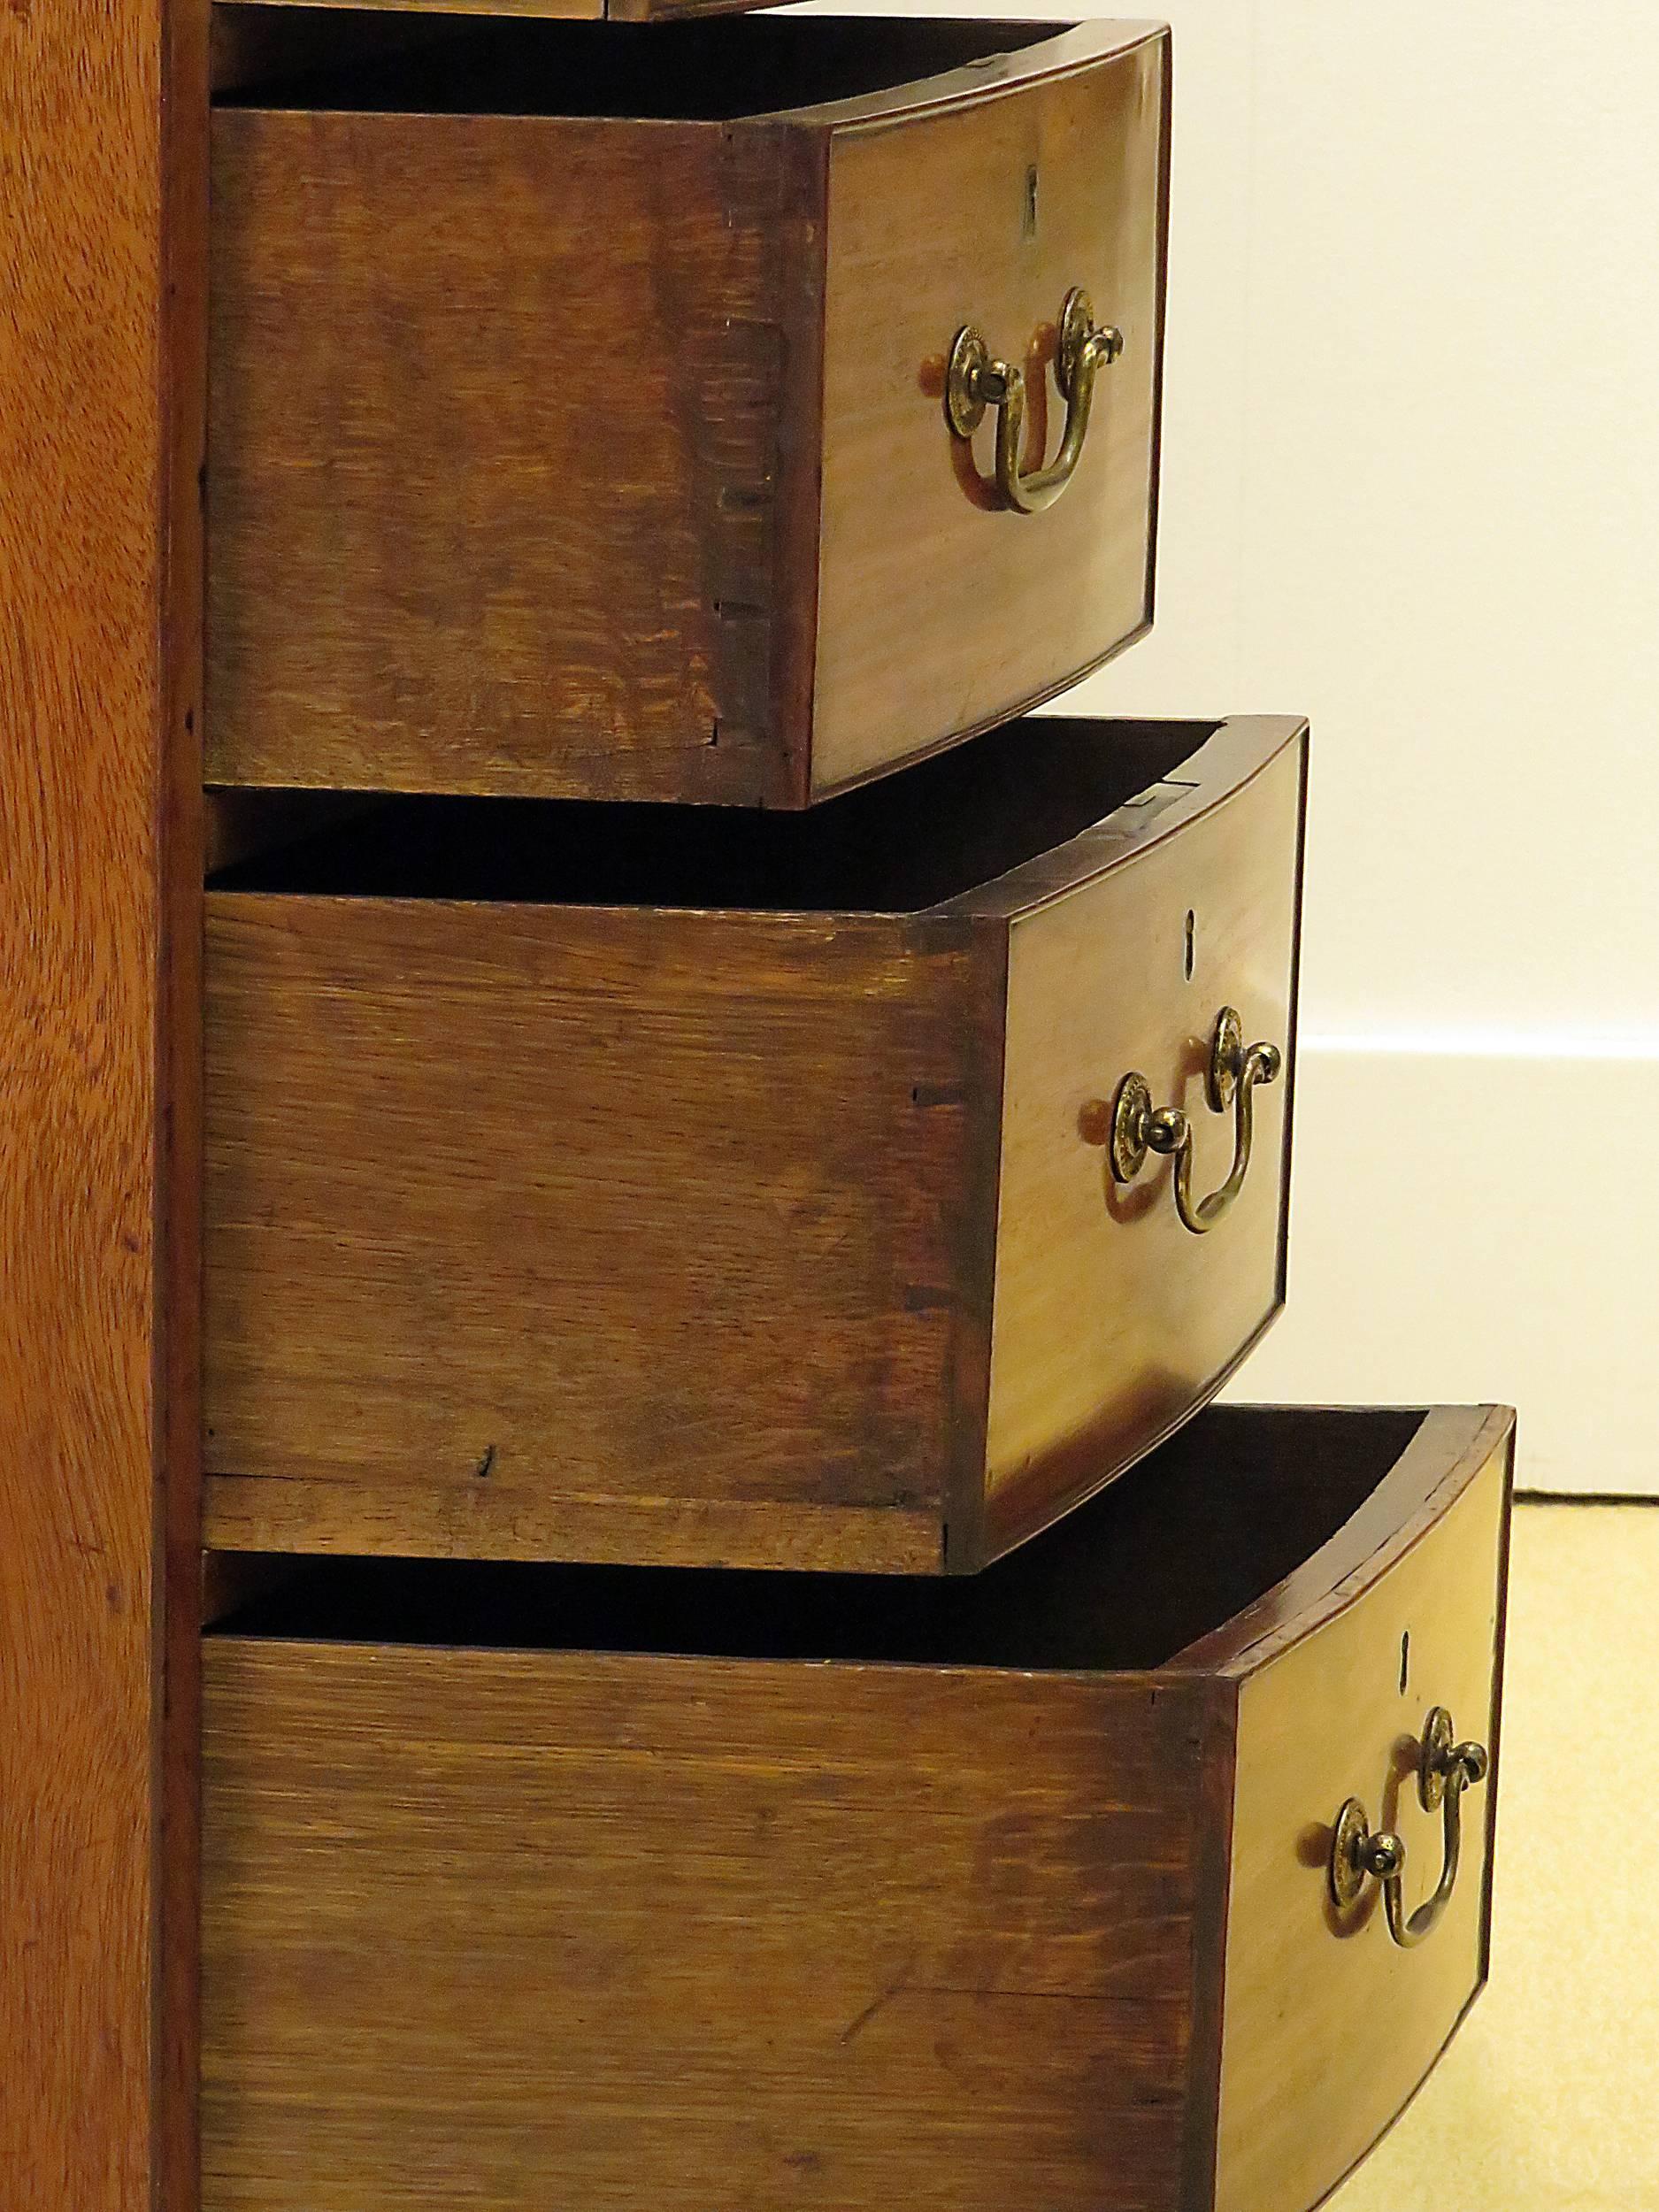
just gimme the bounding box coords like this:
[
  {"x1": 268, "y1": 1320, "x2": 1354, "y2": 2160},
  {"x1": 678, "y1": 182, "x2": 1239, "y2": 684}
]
[
  {"x1": 1106, "y1": 1007, "x2": 1283, "y2": 1236},
  {"x1": 1329, "y1": 1708, "x2": 1491, "y2": 1950},
  {"x1": 946, "y1": 288, "x2": 1124, "y2": 514}
]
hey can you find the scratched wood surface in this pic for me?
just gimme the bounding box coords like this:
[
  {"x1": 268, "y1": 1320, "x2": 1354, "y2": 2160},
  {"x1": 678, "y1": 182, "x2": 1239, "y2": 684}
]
[
  {"x1": 204, "y1": 17, "x2": 1164, "y2": 807},
  {"x1": 201, "y1": 716, "x2": 1302, "y2": 1575},
  {"x1": 201, "y1": 1404, "x2": 1509, "y2": 2211},
  {"x1": 203, "y1": 1613, "x2": 1215, "y2": 2209},
  {"x1": 0, "y1": 0, "x2": 205, "y2": 2200}
]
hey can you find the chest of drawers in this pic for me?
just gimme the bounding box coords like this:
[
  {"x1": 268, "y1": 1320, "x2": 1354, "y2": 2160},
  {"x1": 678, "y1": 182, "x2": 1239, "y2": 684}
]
[{"x1": 0, "y1": 6, "x2": 1517, "y2": 2208}]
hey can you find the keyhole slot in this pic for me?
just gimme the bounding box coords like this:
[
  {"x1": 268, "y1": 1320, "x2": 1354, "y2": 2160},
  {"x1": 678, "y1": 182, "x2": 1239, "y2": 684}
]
[
  {"x1": 1183, "y1": 910, "x2": 1196, "y2": 982},
  {"x1": 1023, "y1": 165, "x2": 1040, "y2": 241},
  {"x1": 1399, "y1": 1631, "x2": 1411, "y2": 1695}
]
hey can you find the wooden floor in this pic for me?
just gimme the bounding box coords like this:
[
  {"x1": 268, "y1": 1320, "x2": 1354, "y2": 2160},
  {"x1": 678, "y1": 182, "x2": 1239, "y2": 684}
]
[{"x1": 1330, "y1": 1501, "x2": 1659, "y2": 2212}]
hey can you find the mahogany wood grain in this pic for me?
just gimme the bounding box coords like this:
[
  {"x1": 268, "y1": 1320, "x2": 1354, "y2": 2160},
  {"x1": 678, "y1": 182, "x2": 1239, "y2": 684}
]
[
  {"x1": 199, "y1": 1403, "x2": 1513, "y2": 2212},
  {"x1": 204, "y1": 17, "x2": 1167, "y2": 806},
  {"x1": 201, "y1": 715, "x2": 1303, "y2": 1574},
  {"x1": 0, "y1": 0, "x2": 206, "y2": 2198}
]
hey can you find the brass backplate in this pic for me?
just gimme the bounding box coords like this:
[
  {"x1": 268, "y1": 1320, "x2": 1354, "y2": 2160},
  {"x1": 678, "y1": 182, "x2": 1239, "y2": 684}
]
[{"x1": 1329, "y1": 1797, "x2": 1371, "y2": 1911}]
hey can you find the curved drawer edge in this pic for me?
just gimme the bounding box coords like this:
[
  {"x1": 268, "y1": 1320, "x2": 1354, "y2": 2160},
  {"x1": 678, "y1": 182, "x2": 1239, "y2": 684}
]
[
  {"x1": 932, "y1": 714, "x2": 1309, "y2": 926},
  {"x1": 769, "y1": 19, "x2": 1170, "y2": 136},
  {"x1": 1291, "y1": 1975, "x2": 1488, "y2": 2212},
  {"x1": 1202, "y1": 1406, "x2": 1514, "y2": 2212},
  {"x1": 1175, "y1": 1402, "x2": 1514, "y2": 1680},
  {"x1": 967, "y1": 1292, "x2": 1284, "y2": 1571}
]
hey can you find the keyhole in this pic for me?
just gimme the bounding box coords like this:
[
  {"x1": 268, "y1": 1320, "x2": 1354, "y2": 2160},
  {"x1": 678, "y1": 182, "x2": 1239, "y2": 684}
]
[
  {"x1": 1399, "y1": 1631, "x2": 1411, "y2": 1695},
  {"x1": 1183, "y1": 910, "x2": 1196, "y2": 981},
  {"x1": 1023, "y1": 165, "x2": 1040, "y2": 242}
]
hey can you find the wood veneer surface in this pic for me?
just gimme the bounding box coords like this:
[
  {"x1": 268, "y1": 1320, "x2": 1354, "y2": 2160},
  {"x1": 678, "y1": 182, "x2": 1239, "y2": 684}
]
[
  {"x1": 0, "y1": 0, "x2": 206, "y2": 2200},
  {"x1": 1214, "y1": 1415, "x2": 1512, "y2": 2212}
]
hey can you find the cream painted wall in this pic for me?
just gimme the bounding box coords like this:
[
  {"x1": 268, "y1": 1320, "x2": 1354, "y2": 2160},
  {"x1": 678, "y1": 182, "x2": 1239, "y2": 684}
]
[{"x1": 797, "y1": 0, "x2": 1659, "y2": 1490}]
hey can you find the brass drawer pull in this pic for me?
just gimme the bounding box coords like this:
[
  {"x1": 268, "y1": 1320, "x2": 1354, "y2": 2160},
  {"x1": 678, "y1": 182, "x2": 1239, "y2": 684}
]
[
  {"x1": 946, "y1": 288, "x2": 1124, "y2": 514},
  {"x1": 1107, "y1": 1007, "x2": 1282, "y2": 1235},
  {"x1": 1329, "y1": 1708, "x2": 1491, "y2": 1949}
]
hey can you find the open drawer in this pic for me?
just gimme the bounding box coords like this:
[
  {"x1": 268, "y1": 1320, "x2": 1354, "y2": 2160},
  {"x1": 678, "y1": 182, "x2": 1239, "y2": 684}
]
[
  {"x1": 205, "y1": 13, "x2": 1168, "y2": 805},
  {"x1": 202, "y1": 1402, "x2": 1514, "y2": 2212},
  {"x1": 203, "y1": 713, "x2": 1305, "y2": 1574}
]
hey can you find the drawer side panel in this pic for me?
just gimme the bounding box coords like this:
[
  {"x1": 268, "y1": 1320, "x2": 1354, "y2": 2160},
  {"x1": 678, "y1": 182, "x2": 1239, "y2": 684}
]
[
  {"x1": 203, "y1": 1643, "x2": 1210, "y2": 2211},
  {"x1": 206, "y1": 111, "x2": 796, "y2": 803},
  {"x1": 203, "y1": 900, "x2": 976, "y2": 1571}
]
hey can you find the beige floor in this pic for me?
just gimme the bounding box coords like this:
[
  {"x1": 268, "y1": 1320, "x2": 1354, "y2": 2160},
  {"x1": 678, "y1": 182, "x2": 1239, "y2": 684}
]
[{"x1": 1327, "y1": 1502, "x2": 1659, "y2": 2212}]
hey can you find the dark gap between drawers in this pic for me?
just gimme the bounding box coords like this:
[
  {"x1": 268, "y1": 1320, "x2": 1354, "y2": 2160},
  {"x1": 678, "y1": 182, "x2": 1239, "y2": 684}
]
[
  {"x1": 210, "y1": 11, "x2": 1049, "y2": 121},
  {"x1": 209, "y1": 1406, "x2": 1427, "y2": 1671},
  {"x1": 208, "y1": 716, "x2": 1212, "y2": 910}
]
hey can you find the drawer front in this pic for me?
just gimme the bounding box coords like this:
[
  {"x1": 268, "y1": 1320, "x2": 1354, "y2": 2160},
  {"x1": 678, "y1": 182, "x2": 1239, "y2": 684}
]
[
  {"x1": 811, "y1": 27, "x2": 1168, "y2": 797},
  {"x1": 1214, "y1": 1413, "x2": 1512, "y2": 2212},
  {"x1": 981, "y1": 726, "x2": 1304, "y2": 1558}
]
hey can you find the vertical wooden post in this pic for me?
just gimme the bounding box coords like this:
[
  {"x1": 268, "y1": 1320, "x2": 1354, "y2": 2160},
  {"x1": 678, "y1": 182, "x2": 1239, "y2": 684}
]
[{"x1": 0, "y1": 0, "x2": 206, "y2": 2201}]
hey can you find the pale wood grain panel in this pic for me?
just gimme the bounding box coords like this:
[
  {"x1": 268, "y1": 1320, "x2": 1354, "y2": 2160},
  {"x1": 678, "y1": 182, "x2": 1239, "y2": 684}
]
[
  {"x1": 983, "y1": 722, "x2": 1306, "y2": 1554},
  {"x1": 203, "y1": 898, "x2": 993, "y2": 1568},
  {"x1": 1214, "y1": 1422, "x2": 1513, "y2": 2212},
  {"x1": 0, "y1": 0, "x2": 205, "y2": 2197},
  {"x1": 810, "y1": 26, "x2": 1167, "y2": 795},
  {"x1": 202, "y1": 1637, "x2": 1210, "y2": 2212},
  {"x1": 206, "y1": 105, "x2": 799, "y2": 803}
]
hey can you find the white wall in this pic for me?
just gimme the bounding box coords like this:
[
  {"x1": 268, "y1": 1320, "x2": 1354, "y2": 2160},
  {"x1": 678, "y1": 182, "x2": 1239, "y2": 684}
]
[{"x1": 799, "y1": 0, "x2": 1659, "y2": 1490}]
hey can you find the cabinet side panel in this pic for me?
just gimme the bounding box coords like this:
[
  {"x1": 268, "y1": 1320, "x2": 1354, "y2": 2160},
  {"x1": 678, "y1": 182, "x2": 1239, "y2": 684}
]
[{"x1": 0, "y1": 0, "x2": 206, "y2": 2198}]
